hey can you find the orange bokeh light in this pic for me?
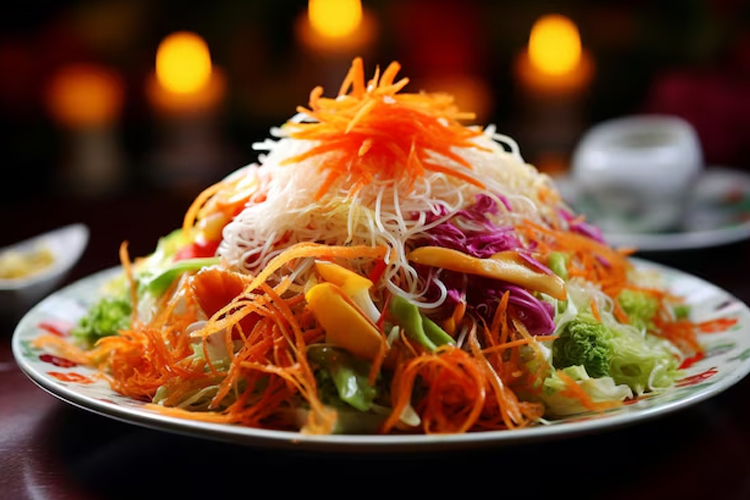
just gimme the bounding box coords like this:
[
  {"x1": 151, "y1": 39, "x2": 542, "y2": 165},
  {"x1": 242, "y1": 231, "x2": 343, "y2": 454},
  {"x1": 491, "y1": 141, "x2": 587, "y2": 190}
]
[
  {"x1": 155, "y1": 31, "x2": 212, "y2": 94},
  {"x1": 308, "y1": 0, "x2": 363, "y2": 39},
  {"x1": 515, "y1": 14, "x2": 593, "y2": 96},
  {"x1": 528, "y1": 14, "x2": 582, "y2": 76},
  {"x1": 147, "y1": 31, "x2": 226, "y2": 115},
  {"x1": 46, "y1": 64, "x2": 124, "y2": 128}
]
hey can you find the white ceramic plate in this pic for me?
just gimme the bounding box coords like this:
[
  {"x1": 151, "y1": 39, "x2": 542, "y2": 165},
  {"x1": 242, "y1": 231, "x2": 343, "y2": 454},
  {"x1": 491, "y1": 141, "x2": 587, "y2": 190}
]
[
  {"x1": 12, "y1": 261, "x2": 750, "y2": 452},
  {"x1": 554, "y1": 167, "x2": 750, "y2": 252}
]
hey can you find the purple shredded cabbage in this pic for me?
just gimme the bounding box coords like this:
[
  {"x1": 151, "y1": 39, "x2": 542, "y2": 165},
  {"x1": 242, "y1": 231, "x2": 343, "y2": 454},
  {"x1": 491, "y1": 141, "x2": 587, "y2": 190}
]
[
  {"x1": 471, "y1": 279, "x2": 555, "y2": 336},
  {"x1": 422, "y1": 194, "x2": 521, "y2": 258},
  {"x1": 423, "y1": 271, "x2": 556, "y2": 337},
  {"x1": 443, "y1": 274, "x2": 555, "y2": 336},
  {"x1": 517, "y1": 251, "x2": 553, "y2": 275},
  {"x1": 415, "y1": 194, "x2": 557, "y2": 336},
  {"x1": 559, "y1": 208, "x2": 605, "y2": 243}
]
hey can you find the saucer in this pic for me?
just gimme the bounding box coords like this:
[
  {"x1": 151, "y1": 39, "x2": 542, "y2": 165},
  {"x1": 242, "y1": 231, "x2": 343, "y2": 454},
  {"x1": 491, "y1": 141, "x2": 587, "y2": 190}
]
[{"x1": 553, "y1": 166, "x2": 750, "y2": 252}]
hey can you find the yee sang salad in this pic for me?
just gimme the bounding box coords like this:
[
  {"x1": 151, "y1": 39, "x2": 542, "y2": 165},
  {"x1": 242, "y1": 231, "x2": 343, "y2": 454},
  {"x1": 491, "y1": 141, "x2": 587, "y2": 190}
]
[{"x1": 36, "y1": 58, "x2": 720, "y2": 435}]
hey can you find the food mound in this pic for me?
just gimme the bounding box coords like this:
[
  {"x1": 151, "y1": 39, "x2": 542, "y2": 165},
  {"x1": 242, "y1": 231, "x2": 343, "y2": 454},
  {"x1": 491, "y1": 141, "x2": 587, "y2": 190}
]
[{"x1": 38, "y1": 58, "x2": 708, "y2": 435}]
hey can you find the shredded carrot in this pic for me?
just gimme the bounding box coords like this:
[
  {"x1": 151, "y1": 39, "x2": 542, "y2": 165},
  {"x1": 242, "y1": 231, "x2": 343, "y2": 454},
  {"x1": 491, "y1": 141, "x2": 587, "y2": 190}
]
[
  {"x1": 517, "y1": 219, "x2": 634, "y2": 300},
  {"x1": 467, "y1": 323, "x2": 536, "y2": 430},
  {"x1": 590, "y1": 297, "x2": 601, "y2": 322},
  {"x1": 97, "y1": 261, "x2": 339, "y2": 434},
  {"x1": 696, "y1": 317, "x2": 738, "y2": 333},
  {"x1": 481, "y1": 335, "x2": 558, "y2": 355},
  {"x1": 118, "y1": 241, "x2": 139, "y2": 326},
  {"x1": 183, "y1": 179, "x2": 225, "y2": 235},
  {"x1": 32, "y1": 334, "x2": 103, "y2": 366},
  {"x1": 282, "y1": 57, "x2": 487, "y2": 199},
  {"x1": 612, "y1": 300, "x2": 630, "y2": 324},
  {"x1": 537, "y1": 183, "x2": 561, "y2": 206},
  {"x1": 659, "y1": 320, "x2": 703, "y2": 357},
  {"x1": 442, "y1": 300, "x2": 466, "y2": 335},
  {"x1": 556, "y1": 369, "x2": 621, "y2": 412},
  {"x1": 368, "y1": 332, "x2": 388, "y2": 387},
  {"x1": 181, "y1": 173, "x2": 259, "y2": 238},
  {"x1": 383, "y1": 345, "x2": 488, "y2": 434},
  {"x1": 243, "y1": 242, "x2": 388, "y2": 295},
  {"x1": 145, "y1": 404, "x2": 233, "y2": 423},
  {"x1": 495, "y1": 291, "x2": 511, "y2": 345}
]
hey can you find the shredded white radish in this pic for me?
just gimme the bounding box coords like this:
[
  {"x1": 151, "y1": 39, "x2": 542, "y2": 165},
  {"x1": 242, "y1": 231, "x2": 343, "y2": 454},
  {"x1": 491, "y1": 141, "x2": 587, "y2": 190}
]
[{"x1": 216, "y1": 124, "x2": 567, "y2": 310}]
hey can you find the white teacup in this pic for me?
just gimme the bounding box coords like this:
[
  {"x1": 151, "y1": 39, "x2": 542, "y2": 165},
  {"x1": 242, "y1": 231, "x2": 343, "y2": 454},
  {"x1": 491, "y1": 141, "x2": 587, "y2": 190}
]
[{"x1": 571, "y1": 115, "x2": 703, "y2": 234}]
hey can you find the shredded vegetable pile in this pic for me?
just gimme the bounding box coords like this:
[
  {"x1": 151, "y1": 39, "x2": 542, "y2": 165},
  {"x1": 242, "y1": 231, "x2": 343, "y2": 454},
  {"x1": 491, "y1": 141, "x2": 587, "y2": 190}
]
[{"x1": 37, "y1": 58, "x2": 719, "y2": 435}]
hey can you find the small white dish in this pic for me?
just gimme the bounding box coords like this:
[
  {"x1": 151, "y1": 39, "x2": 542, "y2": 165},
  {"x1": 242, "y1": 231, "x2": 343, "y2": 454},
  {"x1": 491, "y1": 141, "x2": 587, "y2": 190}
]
[
  {"x1": 571, "y1": 115, "x2": 703, "y2": 234},
  {"x1": 0, "y1": 223, "x2": 89, "y2": 316}
]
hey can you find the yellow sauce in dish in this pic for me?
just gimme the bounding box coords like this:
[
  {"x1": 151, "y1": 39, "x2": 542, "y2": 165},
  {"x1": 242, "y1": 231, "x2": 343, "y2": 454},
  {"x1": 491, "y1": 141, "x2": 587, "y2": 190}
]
[{"x1": 0, "y1": 246, "x2": 55, "y2": 279}]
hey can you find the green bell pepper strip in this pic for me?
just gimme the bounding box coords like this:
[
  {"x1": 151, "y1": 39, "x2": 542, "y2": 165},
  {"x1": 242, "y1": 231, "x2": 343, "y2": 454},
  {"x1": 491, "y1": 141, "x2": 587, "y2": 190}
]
[
  {"x1": 548, "y1": 252, "x2": 569, "y2": 281},
  {"x1": 139, "y1": 257, "x2": 220, "y2": 297},
  {"x1": 307, "y1": 346, "x2": 376, "y2": 412},
  {"x1": 389, "y1": 295, "x2": 455, "y2": 352}
]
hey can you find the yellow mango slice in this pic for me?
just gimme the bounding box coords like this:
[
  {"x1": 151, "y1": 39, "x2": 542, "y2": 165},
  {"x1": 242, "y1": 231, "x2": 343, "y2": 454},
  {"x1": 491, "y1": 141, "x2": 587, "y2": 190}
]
[
  {"x1": 314, "y1": 260, "x2": 381, "y2": 322},
  {"x1": 407, "y1": 246, "x2": 567, "y2": 301},
  {"x1": 305, "y1": 282, "x2": 383, "y2": 360},
  {"x1": 315, "y1": 260, "x2": 373, "y2": 292}
]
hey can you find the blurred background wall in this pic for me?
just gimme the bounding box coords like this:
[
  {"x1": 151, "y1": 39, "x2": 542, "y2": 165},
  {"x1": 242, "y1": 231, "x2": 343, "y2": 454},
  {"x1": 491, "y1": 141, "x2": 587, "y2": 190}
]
[{"x1": 1, "y1": 0, "x2": 748, "y2": 206}]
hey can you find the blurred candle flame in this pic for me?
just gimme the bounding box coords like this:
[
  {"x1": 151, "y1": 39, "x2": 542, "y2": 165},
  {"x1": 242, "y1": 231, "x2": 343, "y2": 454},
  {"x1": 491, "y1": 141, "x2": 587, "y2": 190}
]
[
  {"x1": 515, "y1": 13, "x2": 593, "y2": 96},
  {"x1": 308, "y1": 0, "x2": 363, "y2": 39},
  {"x1": 513, "y1": 13, "x2": 594, "y2": 174},
  {"x1": 528, "y1": 14, "x2": 582, "y2": 76},
  {"x1": 296, "y1": 0, "x2": 375, "y2": 57},
  {"x1": 47, "y1": 64, "x2": 124, "y2": 128},
  {"x1": 148, "y1": 31, "x2": 225, "y2": 115},
  {"x1": 155, "y1": 31, "x2": 212, "y2": 94}
]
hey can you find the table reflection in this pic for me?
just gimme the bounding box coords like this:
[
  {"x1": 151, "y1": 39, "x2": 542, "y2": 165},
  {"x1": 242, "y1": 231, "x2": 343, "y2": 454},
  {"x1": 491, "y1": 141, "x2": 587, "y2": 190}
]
[
  {"x1": 9, "y1": 370, "x2": 750, "y2": 499},
  {"x1": 2, "y1": 1, "x2": 750, "y2": 499}
]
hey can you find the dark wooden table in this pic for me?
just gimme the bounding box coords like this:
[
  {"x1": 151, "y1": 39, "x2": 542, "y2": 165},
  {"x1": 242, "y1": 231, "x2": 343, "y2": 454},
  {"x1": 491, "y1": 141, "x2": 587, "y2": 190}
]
[{"x1": 3, "y1": 191, "x2": 750, "y2": 499}]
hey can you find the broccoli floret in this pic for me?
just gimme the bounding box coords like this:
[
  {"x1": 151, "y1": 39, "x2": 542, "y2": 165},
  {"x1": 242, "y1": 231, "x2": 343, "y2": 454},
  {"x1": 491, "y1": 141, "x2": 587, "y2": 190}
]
[
  {"x1": 618, "y1": 289, "x2": 659, "y2": 331},
  {"x1": 553, "y1": 313, "x2": 681, "y2": 394},
  {"x1": 673, "y1": 304, "x2": 691, "y2": 320},
  {"x1": 552, "y1": 317, "x2": 613, "y2": 378},
  {"x1": 71, "y1": 294, "x2": 132, "y2": 346}
]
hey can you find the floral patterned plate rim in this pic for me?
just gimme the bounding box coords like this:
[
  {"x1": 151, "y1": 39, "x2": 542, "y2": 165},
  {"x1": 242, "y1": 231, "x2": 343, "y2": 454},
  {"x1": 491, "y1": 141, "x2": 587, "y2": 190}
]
[
  {"x1": 554, "y1": 167, "x2": 750, "y2": 252},
  {"x1": 11, "y1": 260, "x2": 750, "y2": 453}
]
